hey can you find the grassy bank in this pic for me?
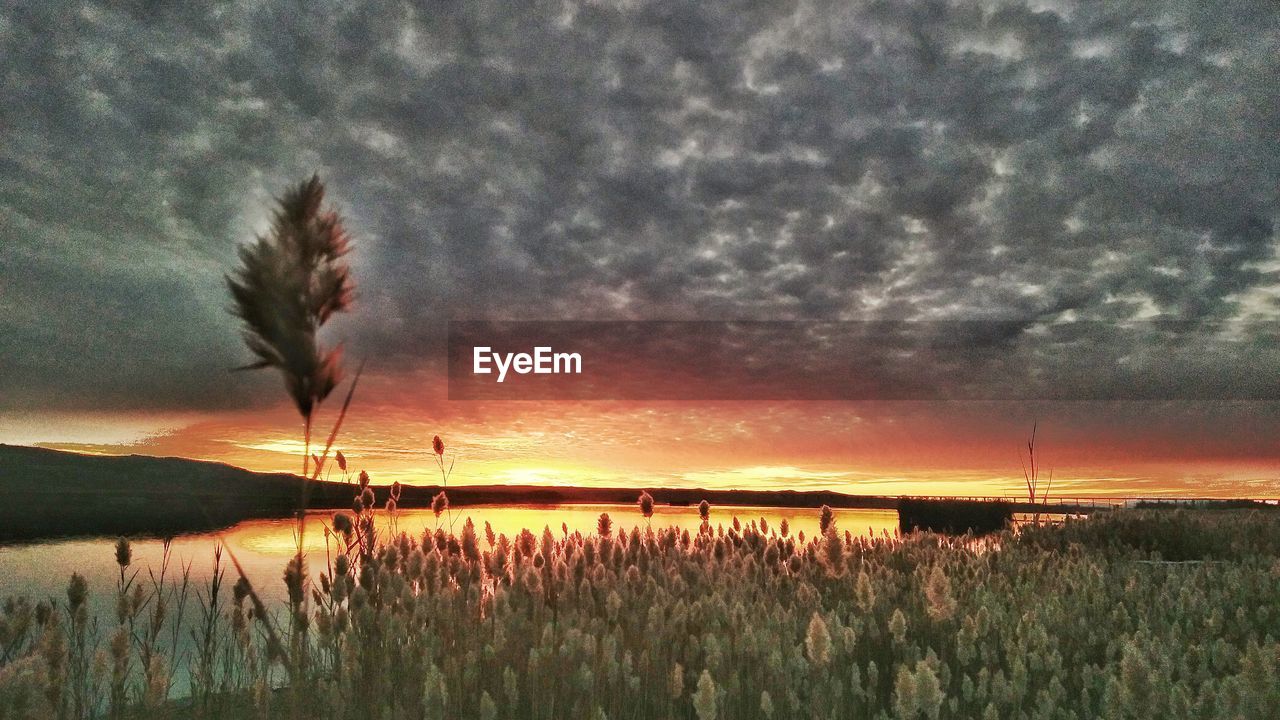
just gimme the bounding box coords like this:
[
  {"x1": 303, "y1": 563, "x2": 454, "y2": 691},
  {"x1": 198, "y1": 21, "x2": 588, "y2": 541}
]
[{"x1": 1, "y1": 509, "x2": 1278, "y2": 719}]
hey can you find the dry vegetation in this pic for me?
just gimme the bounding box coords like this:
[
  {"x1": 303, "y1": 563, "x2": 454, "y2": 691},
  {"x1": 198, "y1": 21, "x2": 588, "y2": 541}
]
[{"x1": 1, "y1": 507, "x2": 1278, "y2": 720}]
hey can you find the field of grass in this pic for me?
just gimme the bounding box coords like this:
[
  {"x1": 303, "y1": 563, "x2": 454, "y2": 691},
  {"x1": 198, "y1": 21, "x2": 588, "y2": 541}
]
[{"x1": 1, "y1": 507, "x2": 1278, "y2": 720}]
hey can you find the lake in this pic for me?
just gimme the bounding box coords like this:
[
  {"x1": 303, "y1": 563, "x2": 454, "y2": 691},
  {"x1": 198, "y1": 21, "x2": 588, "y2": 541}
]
[
  {"x1": 0, "y1": 503, "x2": 899, "y2": 609},
  {"x1": 0, "y1": 503, "x2": 897, "y2": 697}
]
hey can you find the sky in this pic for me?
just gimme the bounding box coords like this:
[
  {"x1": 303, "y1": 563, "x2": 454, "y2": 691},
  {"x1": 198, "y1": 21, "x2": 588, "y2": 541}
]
[{"x1": 1, "y1": 1, "x2": 1277, "y2": 496}]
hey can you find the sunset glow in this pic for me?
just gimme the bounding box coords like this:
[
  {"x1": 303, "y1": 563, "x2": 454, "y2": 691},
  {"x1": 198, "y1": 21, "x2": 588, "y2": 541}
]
[
  {"x1": 2, "y1": 1, "x2": 1276, "y2": 502},
  {"x1": 10, "y1": 374, "x2": 1275, "y2": 498}
]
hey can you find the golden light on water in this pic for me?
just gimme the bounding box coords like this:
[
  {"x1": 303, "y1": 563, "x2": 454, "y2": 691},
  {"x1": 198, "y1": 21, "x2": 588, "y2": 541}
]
[
  {"x1": 0, "y1": 504, "x2": 901, "y2": 612},
  {"x1": 223, "y1": 504, "x2": 901, "y2": 562}
]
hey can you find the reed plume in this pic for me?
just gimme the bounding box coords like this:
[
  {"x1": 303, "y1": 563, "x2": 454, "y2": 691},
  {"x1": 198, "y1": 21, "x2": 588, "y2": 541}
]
[
  {"x1": 637, "y1": 491, "x2": 654, "y2": 525},
  {"x1": 223, "y1": 175, "x2": 358, "y2": 686},
  {"x1": 227, "y1": 174, "x2": 354, "y2": 477}
]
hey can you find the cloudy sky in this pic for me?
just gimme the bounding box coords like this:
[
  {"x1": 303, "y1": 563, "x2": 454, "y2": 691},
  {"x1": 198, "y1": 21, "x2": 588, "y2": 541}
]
[{"x1": 1, "y1": 1, "x2": 1277, "y2": 495}]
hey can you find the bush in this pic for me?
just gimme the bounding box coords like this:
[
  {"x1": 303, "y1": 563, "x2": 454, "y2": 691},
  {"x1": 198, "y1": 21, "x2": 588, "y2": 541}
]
[{"x1": 898, "y1": 499, "x2": 1012, "y2": 535}]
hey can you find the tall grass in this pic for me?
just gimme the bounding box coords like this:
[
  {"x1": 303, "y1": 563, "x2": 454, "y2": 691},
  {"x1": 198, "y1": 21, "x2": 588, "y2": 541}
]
[
  {"x1": 225, "y1": 174, "x2": 354, "y2": 481},
  {"x1": 221, "y1": 175, "x2": 365, "y2": 715},
  {"x1": 2, "y1": 508, "x2": 1278, "y2": 719}
]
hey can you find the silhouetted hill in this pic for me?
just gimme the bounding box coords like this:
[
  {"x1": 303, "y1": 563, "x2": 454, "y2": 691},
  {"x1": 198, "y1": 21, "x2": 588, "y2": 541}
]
[
  {"x1": 13, "y1": 444, "x2": 1233, "y2": 543},
  {"x1": 0, "y1": 444, "x2": 903, "y2": 541},
  {"x1": 0, "y1": 444, "x2": 310, "y2": 540}
]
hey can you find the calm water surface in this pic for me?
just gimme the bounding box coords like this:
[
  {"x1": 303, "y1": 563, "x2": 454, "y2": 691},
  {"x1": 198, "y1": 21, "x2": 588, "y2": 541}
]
[
  {"x1": 0, "y1": 503, "x2": 896, "y2": 697},
  {"x1": 0, "y1": 504, "x2": 899, "y2": 607}
]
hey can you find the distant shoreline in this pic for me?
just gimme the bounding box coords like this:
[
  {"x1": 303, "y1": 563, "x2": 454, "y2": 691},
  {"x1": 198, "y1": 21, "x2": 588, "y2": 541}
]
[{"x1": 1, "y1": 444, "x2": 1272, "y2": 543}]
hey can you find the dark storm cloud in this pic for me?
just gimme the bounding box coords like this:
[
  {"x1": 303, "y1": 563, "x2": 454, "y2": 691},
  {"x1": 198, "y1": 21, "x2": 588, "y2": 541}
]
[{"x1": 0, "y1": 0, "x2": 1277, "y2": 410}]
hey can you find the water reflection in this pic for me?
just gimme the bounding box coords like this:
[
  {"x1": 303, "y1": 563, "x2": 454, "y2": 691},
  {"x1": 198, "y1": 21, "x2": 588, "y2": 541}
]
[
  {"x1": 0, "y1": 504, "x2": 896, "y2": 698},
  {"x1": 0, "y1": 504, "x2": 898, "y2": 606}
]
